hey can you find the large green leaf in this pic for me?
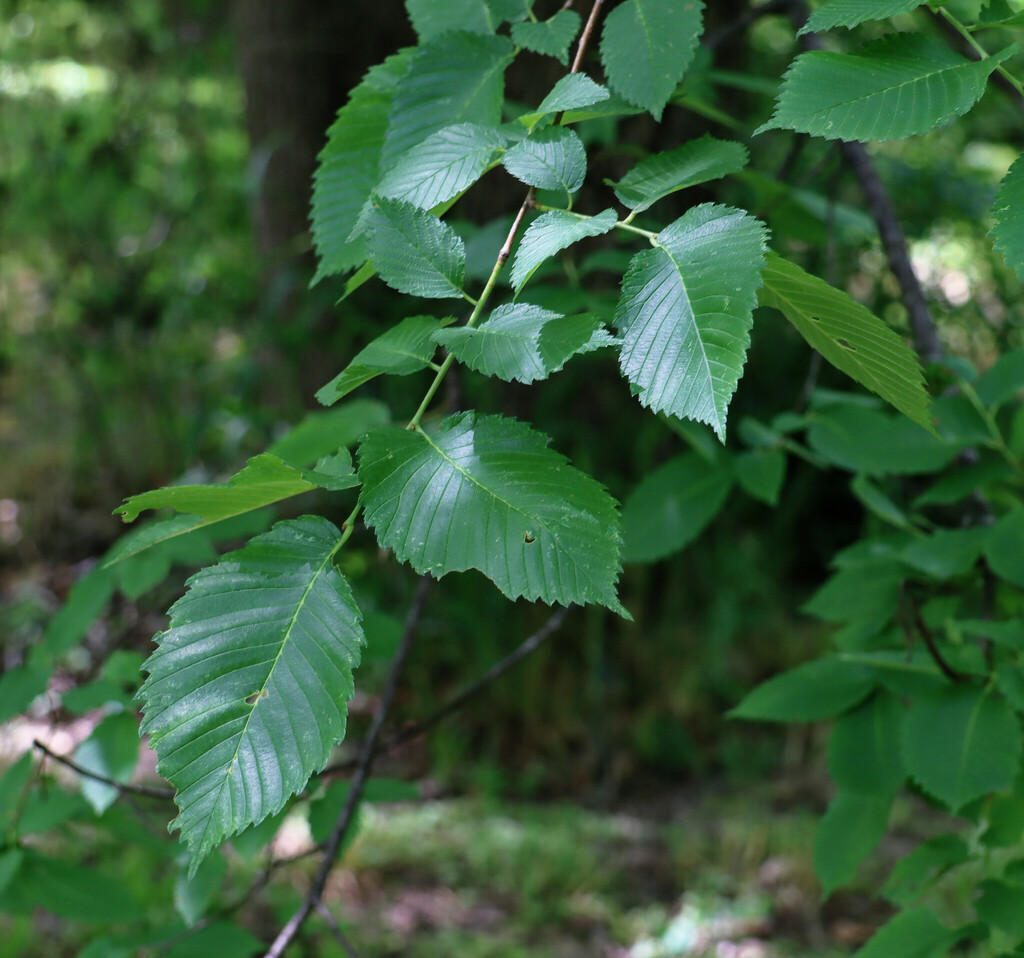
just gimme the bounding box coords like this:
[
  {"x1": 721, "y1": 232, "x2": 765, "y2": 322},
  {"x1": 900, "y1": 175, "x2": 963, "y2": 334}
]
[
  {"x1": 599, "y1": 0, "x2": 705, "y2": 119},
  {"x1": 406, "y1": 0, "x2": 495, "y2": 39},
  {"x1": 800, "y1": 0, "x2": 928, "y2": 34},
  {"x1": 382, "y1": 31, "x2": 514, "y2": 171},
  {"x1": 518, "y1": 73, "x2": 610, "y2": 128},
  {"x1": 621, "y1": 452, "x2": 733, "y2": 563},
  {"x1": 758, "y1": 34, "x2": 1014, "y2": 142},
  {"x1": 855, "y1": 908, "x2": 959, "y2": 958},
  {"x1": 608, "y1": 135, "x2": 748, "y2": 214},
  {"x1": 357, "y1": 412, "x2": 625, "y2": 612},
  {"x1": 311, "y1": 53, "x2": 410, "y2": 280},
  {"x1": 510, "y1": 208, "x2": 617, "y2": 292},
  {"x1": 433, "y1": 305, "x2": 613, "y2": 383},
  {"x1": 759, "y1": 253, "x2": 932, "y2": 430},
  {"x1": 139, "y1": 517, "x2": 365, "y2": 870},
  {"x1": 815, "y1": 791, "x2": 892, "y2": 896},
  {"x1": 501, "y1": 127, "x2": 587, "y2": 199},
  {"x1": 364, "y1": 197, "x2": 467, "y2": 299},
  {"x1": 316, "y1": 316, "x2": 442, "y2": 406},
  {"x1": 376, "y1": 123, "x2": 506, "y2": 211},
  {"x1": 829, "y1": 691, "x2": 905, "y2": 796},
  {"x1": 993, "y1": 155, "x2": 1024, "y2": 279},
  {"x1": 510, "y1": 9, "x2": 580, "y2": 64},
  {"x1": 902, "y1": 686, "x2": 1020, "y2": 811},
  {"x1": 729, "y1": 657, "x2": 876, "y2": 722},
  {"x1": 615, "y1": 204, "x2": 768, "y2": 440}
]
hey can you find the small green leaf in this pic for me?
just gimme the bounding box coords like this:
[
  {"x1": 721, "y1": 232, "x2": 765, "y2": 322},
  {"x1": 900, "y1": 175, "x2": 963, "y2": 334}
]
[
  {"x1": 902, "y1": 686, "x2": 1020, "y2": 811},
  {"x1": 855, "y1": 908, "x2": 959, "y2": 958},
  {"x1": 981, "y1": 794, "x2": 1024, "y2": 848},
  {"x1": 406, "y1": 0, "x2": 494, "y2": 39},
  {"x1": 882, "y1": 835, "x2": 970, "y2": 907},
  {"x1": 621, "y1": 453, "x2": 733, "y2": 563},
  {"x1": 600, "y1": 0, "x2": 705, "y2": 120},
  {"x1": 268, "y1": 400, "x2": 391, "y2": 468},
  {"x1": 829, "y1": 690, "x2": 905, "y2": 797},
  {"x1": 163, "y1": 922, "x2": 262, "y2": 958},
  {"x1": 174, "y1": 853, "x2": 226, "y2": 927},
  {"x1": 74, "y1": 711, "x2": 140, "y2": 814},
  {"x1": 729, "y1": 657, "x2": 876, "y2": 722},
  {"x1": 758, "y1": 34, "x2": 1015, "y2": 142},
  {"x1": 382, "y1": 32, "x2": 514, "y2": 171},
  {"x1": 501, "y1": 127, "x2": 587, "y2": 199},
  {"x1": 800, "y1": 0, "x2": 928, "y2": 35},
  {"x1": 815, "y1": 791, "x2": 891, "y2": 896},
  {"x1": 139, "y1": 517, "x2": 365, "y2": 872},
  {"x1": 434, "y1": 305, "x2": 613, "y2": 384},
  {"x1": 608, "y1": 135, "x2": 748, "y2": 214},
  {"x1": 0, "y1": 662, "x2": 50, "y2": 724},
  {"x1": 518, "y1": 73, "x2": 609, "y2": 127},
  {"x1": 976, "y1": 879, "x2": 1024, "y2": 938},
  {"x1": 358, "y1": 412, "x2": 625, "y2": 612},
  {"x1": 733, "y1": 449, "x2": 785, "y2": 505},
  {"x1": 365, "y1": 197, "x2": 467, "y2": 299},
  {"x1": 510, "y1": 10, "x2": 581, "y2": 64},
  {"x1": 510, "y1": 208, "x2": 617, "y2": 292},
  {"x1": 901, "y1": 527, "x2": 990, "y2": 580},
  {"x1": 802, "y1": 554, "x2": 904, "y2": 628},
  {"x1": 976, "y1": 347, "x2": 1024, "y2": 406},
  {"x1": 615, "y1": 204, "x2": 768, "y2": 440},
  {"x1": 377, "y1": 123, "x2": 506, "y2": 210},
  {"x1": 992, "y1": 155, "x2": 1024, "y2": 279},
  {"x1": 759, "y1": 254, "x2": 932, "y2": 430},
  {"x1": 987, "y1": 510, "x2": 1024, "y2": 587},
  {"x1": 316, "y1": 316, "x2": 442, "y2": 406},
  {"x1": 45, "y1": 563, "x2": 117, "y2": 654}
]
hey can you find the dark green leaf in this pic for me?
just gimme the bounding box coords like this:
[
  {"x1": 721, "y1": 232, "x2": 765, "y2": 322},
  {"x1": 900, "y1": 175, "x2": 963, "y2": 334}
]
[
  {"x1": 902, "y1": 686, "x2": 1020, "y2": 811},
  {"x1": 729, "y1": 657, "x2": 876, "y2": 722},
  {"x1": 358, "y1": 412, "x2": 626, "y2": 612},
  {"x1": 981, "y1": 794, "x2": 1024, "y2": 848},
  {"x1": 758, "y1": 35, "x2": 1014, "y2": 142},
  {"x1": 609, "y1": 135, "x2": 748, "y2": 214},
  {"x1": 163, "y1": 922, "x2": 262, "y2": 958},
  {"x1": 829, "y1": 690, "x2": 905, "y2": 796},
  {"x1": 803, "y1": 555, "x2": 904, "y2": 627},
  {"x1": 0, "y1": 662, "x2": 50, "y2": 724},
  {"x1": 815, "y1": 791, "x2": 891, "y2": 896},
  {"x1": 316, "y1": 316, "x2": 442, "y2": 406},
  {"x1": 855, "y1": 908, "x2": 959, "y2": 958},
  {"x1": 510, "y1": 10, "x2": 581, "y2": 64},
  {"x1": 622, "y1": 453, "x2": 733, "y2": 563},
  {"x1": 45, "y1": 563, "x2": 117, "y2": 654},
  {"x1": 501, "y1": 127, "x2": 587, "y2": 199},
  {"x1": 901, "y1": 527, "x2": 990, "y2": 580},
  {"x1": 174, "y1": 853, "x2": 226, "y2": 927},
  {"x1": 733, "y1": 449, "x2": 785, "y2": 505},
  {"x1": 615, "y1": 204, "x2": 768, "y2": 440},
  {"x1": 600, "y1": 0, "x2": 705, "y2": 119},
  {"x1": 267, "y1": 400, "x2": 391, "y2": 468},
  {"x1": 987, "y1": 510, "x2": 1024, "y2": 588},
  {"x1": 510, "y1": 208, "x2": 617, "y2": 292},
  {"x1": 976, "y1": 879, "x2": 1024, "y2": 938},
  {"x1": 518, "y1": 73, "x2": 609, "y2": 127},
  {"x1": 800, "y1": 0, "x2": 928, "y2": 34},
  {"x1": 991, "y1": 155, "x2": 1024, "y2": 280},
  {"x1": 365, "y1": 197, "x2": 467, "y2": 299},
  {"x1": 975, "y1": 347, "x2": 1024, "y2": 406},
  {"x1": 406, "y1": 0, "x2": 494, "y2": 39},
  {"x1": 139, "y1": 517, "x2": 365, "y2": 871}
]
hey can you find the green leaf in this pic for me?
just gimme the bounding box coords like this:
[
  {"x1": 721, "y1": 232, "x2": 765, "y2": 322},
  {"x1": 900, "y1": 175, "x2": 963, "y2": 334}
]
[
  {"x1": 561, "y1": 92, "x2": 643, "y2": 124},
  {"x1": 434, "y1": 305, "x2": 612, "y2": 384},
  {"x1": 992, "y1": 155, "x2": 1024, "y2": 279},
  {"x1": 0, "y1": 753, "x2": 32, "y2": 833},
  {"x1": 901, "y1": 527, "x2": 990, "y2": 580},
  {"x1": 174, "y1": 853, "x2": 226, "y2": 927},
  {"x1": 510, "y1": 10, "x2": 581, "y2": 64},
  {"x1": 45, "y1": 563, "x2": 117, "y2": 653},
  {"x1": 518, "y1": 73, "x2": 609, "y2": 127},
  {"x1": 615, "y1": 204, "x2": 768, "y2": 440},
  {"x1": 882, "y1": 835, "x2": 970, "y2": 906},
  {"x1": 382, "y1": 32, "x2": 514, "y2": 171},
  {"x1": 599, "y1": 0, "x2": 705, "y2": 120},
  {"x1": 608, "y1": 135, "x2": 748, "y2": 214},
  {"x1": 987, "y1": 509, "x2": 1024, "y2": 588},
  {"x1": 759, "y1": 254, "x2": 932, "y2": 430},
  {"x1": 981, "y1": 794, "x2": 1024, "y2": 847},
  {"x1": 976, "y1": 879, "x2": 1024, "y2": 938},
  {"x1": 0, "y1": 662, "x2": 50, "y2": 724},
  {"x1": 851, "y1": 474, "x2": 911, "y2": 529},
  {"x1": 316, "y1": 316, "x2": 442, "y2": 406},
  {"x1": 357, "y1": 412, "x2": 626, "y2": 612},
  {"x1": 732, "y1": 449, "x2": 785, "y2": 505},
  {"x1": 976, "y1": 347, "x2": 1024, "y2": 406},
  {"x1": 830, "y1": 690, "x2": 905, "y2": 796},
  {"x1": 138, "y1": 517, "x2": 365, "y2": 871},
  {"x1": 376, "y1": 123, "x2": 506, "y2": 210},
  {"x1": 510, "y1": 208, "x2": 617, "y2": 292},
  {"x1": 902, "y1": 686, "x2": 1020, "y2": 811},
  {"x1": 406, "y1": 0, "x2": 495, "y2": 39},
  {"x1": 803, "y1": 555, "x2": 904, "y2": 628},
  {"x1": 621, "y1": 452, "x2": 733, "y2": 563},
  {"x1": 855, "y1": 908, "x2": 959, "y2": 958},
  {"x1": 74, "y1": 711, "x2": 140, "y2": 814},
  {"x1": 163, "y1": 922, "x2": 262, "y2": 958},
  {"x1": 758, "y1": 34, "x2": 1015, "y2": 142},
  {"x1": 116, "y1": 454, "x2": 354, "y2": 524},
  {"x1": 800, "y1": 0, "x2": 928, "y2": 34},
  {"x1": 365, "y1": 197, "x2": 467, "y2": 299},
  {"x1": 815, "y1": 791, "x2": 892, "y2": 896},
  {"x1": 807, "y1": 406, "x2": 955, "y2": 476},
  {"x1": 0, "y1": 850, "x2": 21, "y2": 897},
  {"x1": 267, "y1": 400, "x2": 391, "y2": 468},
  {"x1": 311, "y1": 53, "x2": 410, "y2": 280},
  {"x1": 729, "y1": 657, "x2": 876, "y2": 722},
  {"x1": 501, "y1": 127, "x2": 587, "y2": 199}
]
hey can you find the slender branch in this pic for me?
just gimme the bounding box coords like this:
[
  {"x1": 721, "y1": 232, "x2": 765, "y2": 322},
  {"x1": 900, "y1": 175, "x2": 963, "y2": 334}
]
[
  {"x1": 315, "y1": 901, "x2": 362, "y2": 958},
  {"x1": 529, "y1": 200, "x2": 658, "y2": 240},
  {"x1": 322, "y1": 606, "x2": 571, "y2": 778},
  {"x1": 570, "y1": 0, "x2": 604, "y2": 74},
  {"x1": 934, "y1": 6, "x2": 1024, "y2": 105},
  {"x1": 33, "y1": 739, "x2": 174, "y2": 800},
  {"x1": 263, "y1": 575, "x2": 432, "y2": 958},
  {"x1": 898, "y1": 583, "x2": 966, "y2": 684}
]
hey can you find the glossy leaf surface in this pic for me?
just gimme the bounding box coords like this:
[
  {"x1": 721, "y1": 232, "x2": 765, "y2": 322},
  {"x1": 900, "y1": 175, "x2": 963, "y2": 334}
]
[
  {"x1": 501, "y1": 127, "x2": 587, "y2": 199},
  {"x1": 510, "y1": 208, "x2": 617, "y2": 292},
  {"x1": 518, "y1": 73, "x2": 609, "y2": 128}
]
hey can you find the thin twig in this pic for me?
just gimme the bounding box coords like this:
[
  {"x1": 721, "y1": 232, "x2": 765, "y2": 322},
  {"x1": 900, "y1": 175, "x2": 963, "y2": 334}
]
[
  {"x1": 33, "y1": 738, "x2": 174, "y2": 799},
  {"x1": 315, "y1": 900, "x2": 362, "y2": 958},
  {"x1": 570, "y1": 0, "x2": 604, "y2": 74},
  {"x1": 263, "y1": 575, "x2": 432, "y2": 958},
  {"x1": 898, "y1": 583, "x2": 966, "y2": 684},
  {"x1": 322, "y1": 606, "x2": 571, "y2": 778}
]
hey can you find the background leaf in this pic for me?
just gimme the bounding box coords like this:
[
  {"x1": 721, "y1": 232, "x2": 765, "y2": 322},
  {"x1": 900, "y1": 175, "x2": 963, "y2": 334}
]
[
  {"x1": 510, "y1": 10, "x2": 581, "y2": 64},
  {"x1": 615, "y1": 203, "x2": 768, "y2": 440},
  {"x1": 74, "y1": 711, "x2": 140, "y2": 814},
  {"x1": 358, "y1": 412, "x2": 625, "y2": 611},
  {"x1": 815, "y1": 791, "x2": 891, "y2": 896},
  {"x1": 758, "y1": 253, "x2": 932, "y2": 430},
  {"x1": 139, "y1": 516, "x2": 365, "y2": 871},
  {"x1": 510, "y1": 208, "x2": 617, "y2": 292},
  {"x1": 365, "y1": 197, "x2": 467, "y2": 299},
  {"x1": 800, "y1": 0, "x2": 928, "y2": 34},
  {"x1": 501, "y1": 127, "x2": 587, "y2": 198},
  {"x1": 599, "y1": 0, "x2": 705, "y2": 119},
  {"x1": 758, "y1": 34, "x2": 1014, "y2": 142},
  {"x1": 829, "y1": 691, "x2": 905, "y2": 796},
  {"x1": 986, "y1": 509, "x2": 1024, "y2": 588},
  {"x1": 609, "y1": 135, "x2": 748, "y2": 214}
]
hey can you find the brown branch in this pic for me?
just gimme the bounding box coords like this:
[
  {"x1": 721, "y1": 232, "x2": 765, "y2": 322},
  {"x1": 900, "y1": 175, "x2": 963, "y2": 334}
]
[
  {"x1": 898, "y1": 582, "x2": 966, "y2": 684},
  {"x1": 263, "y1": 575, "x2": 432, "y2": 958},
  {"x1": 33, "y1": 738, "x2": 174, "y2": 800},
  {"x1": 570, "y1": 0, "x2": 604, "y2": 74},
  {"x1": 315, "y1": 901, "x2": 362, "y2": 958}
]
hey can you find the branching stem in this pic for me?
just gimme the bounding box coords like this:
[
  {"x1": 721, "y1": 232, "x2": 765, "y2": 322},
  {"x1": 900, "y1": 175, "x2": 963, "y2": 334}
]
[{"x1": 937, "y1": 6, "x2": 1024, "y2": 101}]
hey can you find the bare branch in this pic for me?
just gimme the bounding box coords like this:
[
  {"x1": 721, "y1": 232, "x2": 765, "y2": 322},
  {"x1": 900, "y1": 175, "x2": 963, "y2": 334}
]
[{"x1": 33, "y1": 738, "x2": 174, "y2": 800}]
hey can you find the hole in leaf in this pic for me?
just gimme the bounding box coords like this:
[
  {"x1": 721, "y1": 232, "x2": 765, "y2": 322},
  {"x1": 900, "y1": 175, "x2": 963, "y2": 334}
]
[
  {"x1": 809, "y1": 315, "x2": 822, "y2": 323},
  {"x1": 524, "y1": 531, "x2": 536, "y2": 544},
  {"x1": 835, "y1": 338, "x2": 856, "y2": 351},
  {"x1": 244, "y1": 689, "x2": 267, "y2": 706}
]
